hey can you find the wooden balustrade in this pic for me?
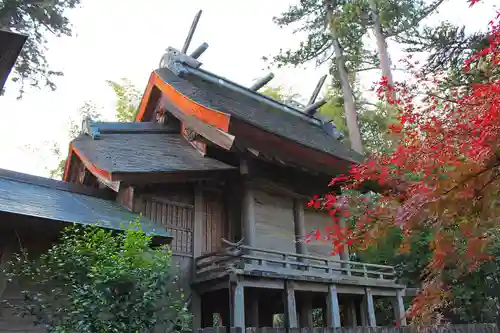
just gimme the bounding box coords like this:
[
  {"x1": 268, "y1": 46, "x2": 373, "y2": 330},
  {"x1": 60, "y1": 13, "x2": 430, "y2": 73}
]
[{"x1": 194, "y1": 239, "x2": 396, "y2": 282}]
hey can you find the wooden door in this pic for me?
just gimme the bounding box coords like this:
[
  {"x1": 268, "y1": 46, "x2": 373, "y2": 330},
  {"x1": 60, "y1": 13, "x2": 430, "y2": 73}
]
[{"x1": 201, "y1": 190, "x2": 228, "y2": 254}]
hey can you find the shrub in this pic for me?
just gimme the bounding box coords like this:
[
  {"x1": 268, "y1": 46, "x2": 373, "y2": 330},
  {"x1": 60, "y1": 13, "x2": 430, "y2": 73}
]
[{"x1": 3, "y1": 222, "x2": 192, "y2": 333}]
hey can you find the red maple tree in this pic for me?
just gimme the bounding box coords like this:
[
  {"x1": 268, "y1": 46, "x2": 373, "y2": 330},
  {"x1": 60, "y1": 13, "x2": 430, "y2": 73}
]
[{"x1": 309, "y1": 1, "x2": 500, "y2": 326}]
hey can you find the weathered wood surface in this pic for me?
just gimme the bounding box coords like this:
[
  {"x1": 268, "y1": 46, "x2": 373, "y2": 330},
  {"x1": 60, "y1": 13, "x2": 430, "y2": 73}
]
[
  {"x1": 254, "y1": 189, "x2": 296, "y2": 254},
  {"x1": 190, "y1": 324, "x2": 499, "y2": 333},
  {"x1": 194, "y1": 240, "x2": 396, "y2": 284}
]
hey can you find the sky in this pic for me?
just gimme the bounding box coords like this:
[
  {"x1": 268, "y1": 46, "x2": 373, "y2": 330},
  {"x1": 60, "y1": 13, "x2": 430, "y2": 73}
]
[{"x1": 0, "y1": 0, "x2": 496, "y2": 178}]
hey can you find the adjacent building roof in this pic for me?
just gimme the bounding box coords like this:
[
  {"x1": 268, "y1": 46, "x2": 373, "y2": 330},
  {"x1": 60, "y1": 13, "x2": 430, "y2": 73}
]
[
  {"x1": 0, "y1": 30, "x2": 27, "y2": 92},
  {"x1": 154, "y1": 67, "x2": 362, "y2": 164},
  {"x1": 71, "y1": 125, "x2": 236, "y2": 178},
  {"x1": 0, "y1": 169, "x2": 170, "y2": 238}
]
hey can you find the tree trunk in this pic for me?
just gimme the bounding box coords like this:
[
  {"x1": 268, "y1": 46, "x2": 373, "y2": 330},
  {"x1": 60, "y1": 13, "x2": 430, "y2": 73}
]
[
  {"x1": 368, "y1": 0, "x2": 395, "y2": 99},
  {"x1": 326, "y1": 3, "x2": 364, "y2": 154}
]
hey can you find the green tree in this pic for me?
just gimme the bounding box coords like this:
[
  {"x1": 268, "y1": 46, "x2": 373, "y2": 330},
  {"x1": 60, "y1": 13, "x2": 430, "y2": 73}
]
[
  {"x1": 399, "y1": 22, "x2": 492, "y2": 95},
  {"x1": 48, "y1": 79, "x2": 140, "y2": 179},
  {"x1": 106, "y1": 78, "x2": 141, "y2": 122},
  {"x1": 3, "y1": 223, "x2": 192, "y2": 333},
  {"x1": 272, "y1": 0, "x2": 445, "y2": 154},
  {"x1": 0, "y1": 0, "x2": 81, "y2": 97},
  {"x1": 48, "y1": 101, "x2": 102, "y2": 179}
]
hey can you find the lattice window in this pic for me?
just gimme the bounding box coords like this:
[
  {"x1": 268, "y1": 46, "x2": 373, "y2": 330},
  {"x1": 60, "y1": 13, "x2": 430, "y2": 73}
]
[{"x1": 142, "y1": 196, "x2": 194, "y2": 255}]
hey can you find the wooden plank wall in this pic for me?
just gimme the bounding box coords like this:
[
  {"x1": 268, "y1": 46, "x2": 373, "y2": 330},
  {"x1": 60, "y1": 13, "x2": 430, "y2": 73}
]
[
  {"x1": 254, "y1": 189, "x2": 295, "y2": 253},
  {"x1": 138, "y1": 189, "x2": 194, "y2": 298},
  {"x1": 304, "y1": 210, "x2": 340, "y2": 261}
]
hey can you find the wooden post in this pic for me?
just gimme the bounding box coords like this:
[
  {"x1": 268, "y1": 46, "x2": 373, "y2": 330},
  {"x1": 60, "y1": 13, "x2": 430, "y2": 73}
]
[
  {"x1": 299, "y1": 294, "x2": 313, "y2": 328},
  {"x1": 346, "y1": 299, "x2": 357, "y2": 327},
  {"x1": 338, "y1": 218, "x2": 350, "y2": 274},
  {"x1": 365, "y1": 287, "x2": 376, "y2": 327},
  {"x1": 193, "y1": 184, "x2": 203, "y2": 257},
  {"x1": 326, "y1": 285, "x2": 341, "y2": 328},
  {"x1": 393, "y1": 290, "x2": 407, "y2": 326},
  {"x1": 191, "y1": 291, "x2": 202, "y2": 331},
  {"x1": 285, "y1": 281, "x2": 298, "y2": 328},
  {"x1": 232, "y1": 281, "x2": 245, "y2": 329},
  {"x1": 241, "y1": 181, "x2": 256, "y2": 248},
  {"x1": 293, "y1": 198, "x2": 307, "y2": 256}
]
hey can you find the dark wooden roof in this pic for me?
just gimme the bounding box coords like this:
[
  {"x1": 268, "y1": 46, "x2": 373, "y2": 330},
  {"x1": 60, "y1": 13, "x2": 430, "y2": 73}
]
[
  {"x1": 0, "y1": 169, "x2": 170, "y2": 238},
  {"x1": 72, "y1": 129, "x2": 236, "y2": 178},
  {"x1": 0, "y1": 30, "x2": 27, "y2": 92},
  {"x1": 154, "y1": 68, "x2": 362, "y2": 164}
]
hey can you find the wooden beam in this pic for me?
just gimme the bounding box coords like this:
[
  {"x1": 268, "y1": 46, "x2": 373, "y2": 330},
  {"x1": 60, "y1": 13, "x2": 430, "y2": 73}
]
[
  {"x1": 241, "y1": 279, "x2": 284, "y2": 289},
  {"x1": 326, "y1": 285, "x2": 341, "y2": 328},
  {"x1": 365, "y1": 287, "x2": 377, "y2": 327},
  {"x1": 161, "y1": 95, "x2": 235, "y2": 150},
  {"x1": 285, "y1": 281, "x2": 298, "y2": 328},
  {"x1": 110, "y1": 169, "x2": 236, "y2": 184}
]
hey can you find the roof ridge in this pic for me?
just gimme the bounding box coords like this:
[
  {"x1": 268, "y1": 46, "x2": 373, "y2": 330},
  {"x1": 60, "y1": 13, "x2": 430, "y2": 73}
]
[
  {"x1": 0, "y1": 168, "x2": 113, "y2": 200},
  {"x1": 82, "y1": 120, "x2": 179, "y2": 140}
]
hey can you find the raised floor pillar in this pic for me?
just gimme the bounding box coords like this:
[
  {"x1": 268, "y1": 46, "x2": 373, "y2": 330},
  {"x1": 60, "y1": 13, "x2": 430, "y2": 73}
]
[
  {"x1": 393, "y1": 289, "x2": 407, "y2": 326},
  {"x1": 326, "y1": 285, "x2": 341, "y2": 328},
  {"x1": 232, "y1": 281, "x2": 245, "y2": 329},
  {"x1": 365, "y1": 287, "x2": 376, "y2": 327},
  {"x1": 285, "y1": 281, "x2": 298, "y2": 328}
]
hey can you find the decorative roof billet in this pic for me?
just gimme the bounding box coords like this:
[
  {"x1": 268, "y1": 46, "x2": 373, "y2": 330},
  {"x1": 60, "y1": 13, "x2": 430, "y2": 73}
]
[{"x1": 0, "y1": 169, "x2": 170, "y2": 239}]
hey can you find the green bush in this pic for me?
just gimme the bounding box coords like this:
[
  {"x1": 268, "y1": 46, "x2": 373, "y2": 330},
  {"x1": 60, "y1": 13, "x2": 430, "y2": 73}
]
[{"x1": 3, "y1": 222, "x2": 192, "y2": 333}]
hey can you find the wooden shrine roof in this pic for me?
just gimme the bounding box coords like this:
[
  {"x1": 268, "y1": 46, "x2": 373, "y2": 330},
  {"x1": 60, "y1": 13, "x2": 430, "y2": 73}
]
[
  {"x1": 139, "y1": 68, "x2": 363, "y2": 165},
  {"x1": 71, "y1": 127, "x2": 236, "y2": 180},
  {"x1": 0, "y1": 169, "x2": 170, "y2": 238}
]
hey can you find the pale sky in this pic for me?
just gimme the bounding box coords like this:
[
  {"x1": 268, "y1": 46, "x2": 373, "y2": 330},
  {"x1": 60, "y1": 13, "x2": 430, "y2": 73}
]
[{"x1": 0, "y1": 0, "x2": 496, "y2": 178}]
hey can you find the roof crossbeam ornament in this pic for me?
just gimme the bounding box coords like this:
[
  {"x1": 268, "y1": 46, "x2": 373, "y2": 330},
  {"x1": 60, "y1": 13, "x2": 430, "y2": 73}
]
[
  {"x1": 307, "y1": 74, "x2": 327, "y2": 106},
  {"x1": 82, "y1": 116, "x2": 101, "y2": 140},
  {"x1": 190, "y1": 42, "x2": 209, "y2": 59},
  {"x1": 182, "y1": 10, "x2": 202, "y2": 54},
  {"x1": 160, "y1": 46, "x2": 202, "y2": 76},
  {"x1": 159, "y1": 10, "x2": 206, "y2": 74},
  {"x1": 249, "y1": 73, "x2": 275, "y2": 91},
  {"x1": 157, "y1": 9, "x2": 347, "y2": 140},
  {"x1": 304, "y1": 98, "x2": 327, "y2": 116}
]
